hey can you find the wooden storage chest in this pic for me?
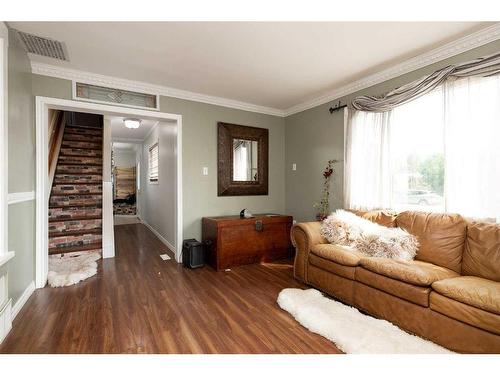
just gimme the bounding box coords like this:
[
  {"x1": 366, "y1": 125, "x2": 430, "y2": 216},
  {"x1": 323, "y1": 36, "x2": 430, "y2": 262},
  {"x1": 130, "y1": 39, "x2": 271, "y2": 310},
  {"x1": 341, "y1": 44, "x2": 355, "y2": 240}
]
[{"x1": 202, "y1": 214, "x2": 293, "y2": 270}]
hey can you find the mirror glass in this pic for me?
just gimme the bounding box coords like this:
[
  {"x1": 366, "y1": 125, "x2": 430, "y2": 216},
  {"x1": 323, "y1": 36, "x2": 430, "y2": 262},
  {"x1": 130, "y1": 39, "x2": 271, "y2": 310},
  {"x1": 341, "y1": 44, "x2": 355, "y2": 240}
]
[{"x1": 232, "y1": 138, "x2": 258, "y2": 181}]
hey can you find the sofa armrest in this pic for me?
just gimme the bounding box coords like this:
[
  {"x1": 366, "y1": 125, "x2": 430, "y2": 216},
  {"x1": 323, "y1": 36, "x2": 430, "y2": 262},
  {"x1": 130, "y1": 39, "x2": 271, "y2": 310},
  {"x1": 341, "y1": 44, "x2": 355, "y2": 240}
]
[{"x1": 291, "y1": 222, "x2": 327, "y2": 282}]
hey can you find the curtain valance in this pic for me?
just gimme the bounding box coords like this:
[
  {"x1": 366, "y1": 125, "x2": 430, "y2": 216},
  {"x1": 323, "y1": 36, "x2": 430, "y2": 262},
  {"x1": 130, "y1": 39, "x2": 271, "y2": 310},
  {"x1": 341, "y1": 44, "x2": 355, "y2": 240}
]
[{"x1": 351, "y1": 51, "x2": 500, "y2": 112}]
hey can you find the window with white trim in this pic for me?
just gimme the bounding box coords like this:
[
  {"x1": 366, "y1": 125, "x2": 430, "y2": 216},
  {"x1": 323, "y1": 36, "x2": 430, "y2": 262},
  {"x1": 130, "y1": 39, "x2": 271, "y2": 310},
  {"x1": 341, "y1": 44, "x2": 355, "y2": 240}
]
[{"x1": 148, "y1": 142, "x2": 159, "y2": 184}]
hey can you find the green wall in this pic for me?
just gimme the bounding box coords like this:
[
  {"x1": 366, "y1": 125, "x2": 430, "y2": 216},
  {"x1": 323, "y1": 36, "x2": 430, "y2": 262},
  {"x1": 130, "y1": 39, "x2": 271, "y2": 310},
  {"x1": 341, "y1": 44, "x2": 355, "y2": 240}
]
[
  {"x1": 7, "y1": 30, "x2": 35, "y2": 304},
  {"x1": 31, "y1": 75, "x2": 286, "y2": 240},
  {"x1": 7, "y1": 30, "x2": 500, "y2": 305},
  {"x1": 284, "y1": 39, "x2": 500, "y2": 223}
]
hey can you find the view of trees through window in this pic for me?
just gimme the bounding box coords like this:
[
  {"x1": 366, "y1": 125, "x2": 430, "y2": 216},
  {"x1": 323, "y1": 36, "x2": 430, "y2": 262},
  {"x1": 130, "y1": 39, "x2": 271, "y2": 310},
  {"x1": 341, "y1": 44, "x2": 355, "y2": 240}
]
[
  {"x1": 408, "y1": 153, "x2": 444, "y2": 195},
  {"x1": 391, "y1": 87, "x2": 445, "y2": 212}
]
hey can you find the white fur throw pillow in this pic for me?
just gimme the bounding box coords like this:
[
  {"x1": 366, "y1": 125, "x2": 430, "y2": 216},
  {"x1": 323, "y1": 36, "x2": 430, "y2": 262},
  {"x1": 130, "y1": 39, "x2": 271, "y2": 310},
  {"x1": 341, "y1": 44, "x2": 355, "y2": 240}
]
[{"x1": 320, "y1": 209, "x2": 419, "y2": 261}]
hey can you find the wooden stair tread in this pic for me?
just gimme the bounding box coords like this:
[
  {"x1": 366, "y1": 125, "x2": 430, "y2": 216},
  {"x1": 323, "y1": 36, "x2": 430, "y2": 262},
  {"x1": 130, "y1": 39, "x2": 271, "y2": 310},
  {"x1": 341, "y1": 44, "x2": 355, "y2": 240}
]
[
  {"x1": 49, "y1": 215, "x2": 102, "y2": 222},
  {"x1": 62, "y1": 137, "x2": 102, "y2": 143},
  {"x1": 64, "y1": 131, "x2": 102, "y2": 135},
  {"x1": 50, "y1": 192, "x2": 102, "y2": 196},
  {"x1": 61, "y1": 143, "x2": 102, "y2": 150},
  {"x1": 64, "y1": 132, "x2": 102, "y2": 137},
  {"x1": 54, "y1": 171, "x2": 102, "y2": 175},
  {"x1": 60, "y1": 148, "x2": 102, "y2": 153},
  {"x1": 49, "y1": 203, "x2": 103, "y2": 208},
  {"x1": 49, "y1": 228, "x2": 102, "y2": 238},
  {"x1": 57, "y1": 163, "x2": 102, "y2": 167},
  {"x1": 53, "y1": 182, "x2": 102, "y2": 185},
  {"x1": 66, "y1": 125, "x2": 102, "y2": 131},
  {"x1": 49, "y1": 242, "x2": 102, "y2": 255},
  {"x1": 59, "y1": 148, "x2": 102, "y2": 152},
  {"x1": 59, "y1": 148, "x2": 102, "y2": 154},
  {"x1": 59, "y1": 156, "x2": 102, "y2": 160}
]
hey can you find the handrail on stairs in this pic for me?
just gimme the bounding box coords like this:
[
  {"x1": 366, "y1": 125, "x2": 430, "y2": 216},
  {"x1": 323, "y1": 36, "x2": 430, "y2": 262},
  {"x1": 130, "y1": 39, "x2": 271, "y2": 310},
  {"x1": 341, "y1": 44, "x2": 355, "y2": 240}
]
[{"x1": 48, "y1": 110, "x2": 65, "y2": 194}]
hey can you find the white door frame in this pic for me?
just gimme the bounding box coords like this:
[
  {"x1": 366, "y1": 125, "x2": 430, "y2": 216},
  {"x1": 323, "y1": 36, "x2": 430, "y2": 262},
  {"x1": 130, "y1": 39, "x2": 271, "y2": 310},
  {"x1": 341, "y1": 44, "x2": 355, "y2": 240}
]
[
  {"x1": 35, "y1": 96, "x2": 183, "y2": 288},
  {"x1": 0, "y1": 23, "x2": 9, "y2": 261}
]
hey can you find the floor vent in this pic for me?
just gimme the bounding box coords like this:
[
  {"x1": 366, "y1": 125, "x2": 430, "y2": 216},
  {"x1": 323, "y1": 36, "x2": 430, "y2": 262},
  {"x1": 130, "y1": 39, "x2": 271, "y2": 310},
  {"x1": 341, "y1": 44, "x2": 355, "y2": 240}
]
[{"x1": 15, "y1": 30, "x2": 69, "y2": 61}]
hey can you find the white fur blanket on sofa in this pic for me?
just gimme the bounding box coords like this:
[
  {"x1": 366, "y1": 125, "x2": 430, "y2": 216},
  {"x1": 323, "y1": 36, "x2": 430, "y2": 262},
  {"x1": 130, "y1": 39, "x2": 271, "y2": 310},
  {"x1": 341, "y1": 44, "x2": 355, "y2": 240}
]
[{"x1": 320, "y1": 210, "x2": 419, "y2": 261}]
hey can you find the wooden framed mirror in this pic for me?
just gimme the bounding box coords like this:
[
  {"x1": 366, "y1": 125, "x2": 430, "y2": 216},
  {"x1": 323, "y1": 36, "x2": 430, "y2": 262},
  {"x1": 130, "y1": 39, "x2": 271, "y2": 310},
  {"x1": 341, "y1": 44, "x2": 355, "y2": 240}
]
[{"x1": 218, "y1": 122, "x2": 268, "y2": 196}]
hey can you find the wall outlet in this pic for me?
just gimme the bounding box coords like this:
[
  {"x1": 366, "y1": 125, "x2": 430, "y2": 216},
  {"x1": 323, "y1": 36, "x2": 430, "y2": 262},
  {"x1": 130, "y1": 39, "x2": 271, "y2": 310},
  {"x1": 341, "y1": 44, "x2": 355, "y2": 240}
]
[
  {"x1": 202, "y1": 167, "x2": 208, "y2": 176},
  {"x1": 292, "y1": 163, "x2": 297, "y2": 171}
]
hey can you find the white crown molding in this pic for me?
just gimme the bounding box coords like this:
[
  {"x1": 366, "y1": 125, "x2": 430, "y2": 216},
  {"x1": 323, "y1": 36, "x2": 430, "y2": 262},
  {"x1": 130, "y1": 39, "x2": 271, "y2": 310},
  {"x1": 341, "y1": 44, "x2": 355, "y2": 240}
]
[
  {"x1": 30, "y1": 23, "x2": 500, "y2": 119},
  {"x1": 284, "y1": 23, "x2": 500, "y2": 116},
  {"x1": 7, "y1": 191, "x2": 35, "y2": 205},
  {"x1": 31, "y1": 62, "x2": 286, "y2": 117}
]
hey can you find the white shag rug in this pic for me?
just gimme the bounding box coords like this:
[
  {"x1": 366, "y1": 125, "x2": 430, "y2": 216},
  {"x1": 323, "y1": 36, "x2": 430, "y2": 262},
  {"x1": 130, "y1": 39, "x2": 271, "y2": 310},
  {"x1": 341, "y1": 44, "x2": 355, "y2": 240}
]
[
  {"x1": 48, "y1": 251, "x2": 101, "y2": 287},
  {"x1": 277, "y1": 288, "x2": 452, "y2": 354}
]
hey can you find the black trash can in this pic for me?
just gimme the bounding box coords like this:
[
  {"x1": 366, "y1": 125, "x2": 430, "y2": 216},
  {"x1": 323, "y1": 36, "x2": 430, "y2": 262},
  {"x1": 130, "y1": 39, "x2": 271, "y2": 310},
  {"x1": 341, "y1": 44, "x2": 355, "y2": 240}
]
[{"x1": 182, "y1": 239, "x2": 205, "y2": 268}]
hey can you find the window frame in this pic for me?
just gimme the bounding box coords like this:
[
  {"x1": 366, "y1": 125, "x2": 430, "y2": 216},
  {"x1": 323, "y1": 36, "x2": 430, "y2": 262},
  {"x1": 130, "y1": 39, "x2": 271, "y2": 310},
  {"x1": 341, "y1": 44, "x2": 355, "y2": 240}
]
[{"x1": 148, "y1": 141, "x2": 159, "y2": 185}]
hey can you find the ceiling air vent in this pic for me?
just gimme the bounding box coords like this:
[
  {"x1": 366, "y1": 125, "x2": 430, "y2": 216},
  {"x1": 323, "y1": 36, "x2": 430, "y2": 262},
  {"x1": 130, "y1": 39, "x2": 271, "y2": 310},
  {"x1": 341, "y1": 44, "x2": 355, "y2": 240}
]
[{"x1": 16, "y1": 30, "x2": 69, "y2": 61}]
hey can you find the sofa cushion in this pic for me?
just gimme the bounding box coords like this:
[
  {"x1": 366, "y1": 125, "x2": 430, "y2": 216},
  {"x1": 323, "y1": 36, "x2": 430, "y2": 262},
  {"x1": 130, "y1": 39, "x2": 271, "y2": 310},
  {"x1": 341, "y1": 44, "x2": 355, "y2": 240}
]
[
  {"x1": 430, "y1": 292, "x2": 500, "y2": 335},
  {"x1": 356, "y1": 267, "x2": 431, "y2": 307},
  {"x1": 362, "y1": 210, "x2": 398, "y2": 228},
  {"x1": 396, "y1": 211, "x2": 467, "y2": 273},
  {"x1": 432, "y1": 276, "x2": 500, "y2": 314},
  {"x1": 310, "y1": 243, "x2": 364, "y2": 267},
  {"x1": 360, "y1": 257, "x2": 459, "y2": 286},
  {"x1": 348, "y1": 209, "x2": 397, "y2": 227},
  {"x1": 309, "y1": 253, "x2": 356, "y2": 280},
  {"x1": 462, "y1": 221, "x2": 500, "y2": 282}
]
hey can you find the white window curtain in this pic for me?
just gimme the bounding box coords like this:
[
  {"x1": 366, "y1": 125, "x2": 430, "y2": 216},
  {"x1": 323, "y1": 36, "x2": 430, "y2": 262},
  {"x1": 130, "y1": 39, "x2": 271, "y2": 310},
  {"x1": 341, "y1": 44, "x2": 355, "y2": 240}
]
[
  {"x1": 344, "y1": 110, "x2": 392, "y2": 210},
  {"x1": 444, "y1": 76, "x2": 500, "y2": 218},
  {"x1": 345, "y1": 76, "x2": 500, "y2": 219}
]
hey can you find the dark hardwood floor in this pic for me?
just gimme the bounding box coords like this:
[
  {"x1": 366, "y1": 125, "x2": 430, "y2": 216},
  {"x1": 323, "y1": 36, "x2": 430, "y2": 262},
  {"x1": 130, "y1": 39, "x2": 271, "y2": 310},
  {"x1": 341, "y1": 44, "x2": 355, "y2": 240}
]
[{"x1": 0, "y1": 223, "x2": 341, "y2": 354}]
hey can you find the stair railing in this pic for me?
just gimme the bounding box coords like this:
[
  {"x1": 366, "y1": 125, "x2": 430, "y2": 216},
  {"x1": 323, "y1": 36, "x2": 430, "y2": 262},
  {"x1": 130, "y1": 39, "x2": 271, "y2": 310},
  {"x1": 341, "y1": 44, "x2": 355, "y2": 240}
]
[{"x1": 48, "y1": 110, "x2": 65, "y2": 193}]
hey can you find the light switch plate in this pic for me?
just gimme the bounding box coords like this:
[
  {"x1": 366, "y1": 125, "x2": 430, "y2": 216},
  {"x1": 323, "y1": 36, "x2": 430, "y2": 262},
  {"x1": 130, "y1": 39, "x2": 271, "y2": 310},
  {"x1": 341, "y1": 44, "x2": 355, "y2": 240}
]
[
  {"x1": 292, "y1": 163, "x2": 297, "y2": 171},
  {"x1": 202, "y1": 167, "x2": 208, "y2": 176}
]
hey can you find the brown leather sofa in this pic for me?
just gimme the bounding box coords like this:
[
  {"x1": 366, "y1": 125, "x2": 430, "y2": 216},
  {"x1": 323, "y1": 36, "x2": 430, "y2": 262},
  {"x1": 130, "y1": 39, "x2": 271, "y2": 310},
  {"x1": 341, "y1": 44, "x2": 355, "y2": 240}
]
[{"x1": 291, "y1": 210, "x2": 500, "y2": 353}]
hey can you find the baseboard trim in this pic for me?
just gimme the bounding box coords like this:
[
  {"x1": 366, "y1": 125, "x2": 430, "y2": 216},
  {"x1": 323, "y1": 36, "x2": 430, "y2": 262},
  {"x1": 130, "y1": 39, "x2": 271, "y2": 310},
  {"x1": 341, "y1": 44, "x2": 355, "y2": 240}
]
[
  {"x1": 102, "y1": 243, "x2": 114, "y2": 259},
  {"x1": 0, "y1": 299, "x2": 12, "y2": 344},
  {"x1": 139, "y1": 218, "x2": 176, "y2": 255},
  {"x1": 11, "y1": 281, "x2": 35, "y2": 321}
]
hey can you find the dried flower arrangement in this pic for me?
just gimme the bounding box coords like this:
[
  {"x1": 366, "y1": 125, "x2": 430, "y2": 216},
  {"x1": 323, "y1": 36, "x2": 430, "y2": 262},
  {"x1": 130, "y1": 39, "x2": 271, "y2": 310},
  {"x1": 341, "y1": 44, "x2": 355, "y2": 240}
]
[{"x1": 313, "y1": 159, "x2": 339, "y2": 221}]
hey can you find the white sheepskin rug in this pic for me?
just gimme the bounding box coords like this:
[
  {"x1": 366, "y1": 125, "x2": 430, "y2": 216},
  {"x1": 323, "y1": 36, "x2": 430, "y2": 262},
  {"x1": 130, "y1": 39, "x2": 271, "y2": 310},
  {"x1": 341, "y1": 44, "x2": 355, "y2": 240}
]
[
  {"x1": 48, "y1": 250, "x2": 101, "y2": 287},
  {"x1": 321, "y1": 209, "x2": 419, "y2": 260},
  {"x1": 277, "y1": 288, "x2": 452, "y2": 354}
]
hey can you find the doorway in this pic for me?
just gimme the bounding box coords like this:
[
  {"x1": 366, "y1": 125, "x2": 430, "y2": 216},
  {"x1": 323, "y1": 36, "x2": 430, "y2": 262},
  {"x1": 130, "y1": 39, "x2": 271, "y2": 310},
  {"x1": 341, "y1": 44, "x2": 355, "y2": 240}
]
[
  {"x1": 35, "y1": 96, "x2": 183, "y2": 288},
  {"x1": 112, "y1": 142, "x2": 140, "y2": 222}
]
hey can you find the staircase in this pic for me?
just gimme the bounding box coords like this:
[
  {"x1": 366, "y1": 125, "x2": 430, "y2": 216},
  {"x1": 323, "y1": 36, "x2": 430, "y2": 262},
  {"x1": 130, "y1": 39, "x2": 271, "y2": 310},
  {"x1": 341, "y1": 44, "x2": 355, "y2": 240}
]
[{"x1": 48, "y1": 115, "x2": 104, "y2": 255}]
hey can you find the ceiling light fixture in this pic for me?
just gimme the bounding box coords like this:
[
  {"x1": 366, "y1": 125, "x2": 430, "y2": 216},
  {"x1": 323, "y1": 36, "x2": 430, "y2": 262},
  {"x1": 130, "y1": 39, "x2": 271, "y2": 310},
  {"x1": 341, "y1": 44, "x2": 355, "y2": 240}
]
[{"x1": 124, "y1": 118, "x2": 141, "y2": 129}]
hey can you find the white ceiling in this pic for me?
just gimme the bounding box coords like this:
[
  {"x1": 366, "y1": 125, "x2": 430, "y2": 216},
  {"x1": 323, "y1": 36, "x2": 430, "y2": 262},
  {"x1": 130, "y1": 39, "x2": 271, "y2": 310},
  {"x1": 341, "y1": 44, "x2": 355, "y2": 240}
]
[
  {"x1": 9, "y1": 22, "x2": 494, "y2": 110},
  {"x1": 110, "y1": 116, "x2": 157, "y2": 141}
]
